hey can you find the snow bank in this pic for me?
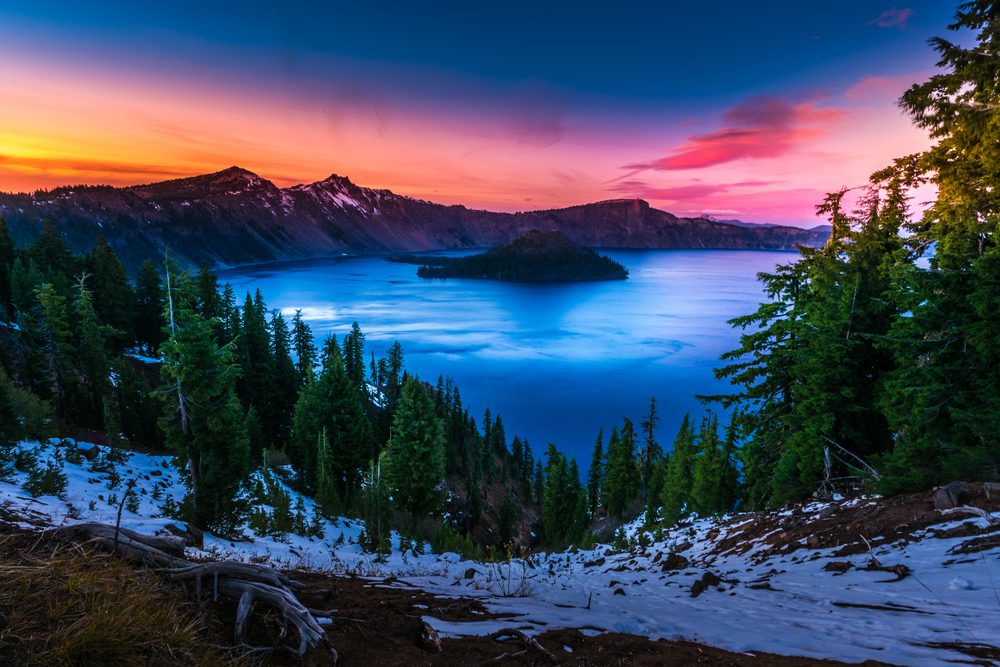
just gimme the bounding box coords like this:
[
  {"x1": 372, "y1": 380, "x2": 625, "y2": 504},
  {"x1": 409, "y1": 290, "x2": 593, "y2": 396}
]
[{"x1": 2, "y1": 439, "x2": 997, "y2": 666}]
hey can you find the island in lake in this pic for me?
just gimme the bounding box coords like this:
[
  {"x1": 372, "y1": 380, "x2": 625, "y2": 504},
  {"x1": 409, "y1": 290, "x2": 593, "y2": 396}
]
[{"x1": 392, "y1": 230, "x2": 629, "y2": 282}]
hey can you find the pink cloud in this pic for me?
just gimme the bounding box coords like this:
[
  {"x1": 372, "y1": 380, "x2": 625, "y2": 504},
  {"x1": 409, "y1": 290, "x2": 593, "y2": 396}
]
[
  {"x1": 844, "y1": 74, "x2": 918, "y2": 102},
  {"x1": 623, "y1": 97, "x2": 846, "y2": 172},
  {"x1": 869, "y1": 8, "x2": 913, "y2": 29},
  {"x1": 609, "y1": 178, "x2": 775, "y2": 202}
]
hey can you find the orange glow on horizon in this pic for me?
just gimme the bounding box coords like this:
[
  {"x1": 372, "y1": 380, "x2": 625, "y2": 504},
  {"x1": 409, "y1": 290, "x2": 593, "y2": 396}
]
[{"x1": 0, "y1": 49, "x2": 933, "y2": 224}]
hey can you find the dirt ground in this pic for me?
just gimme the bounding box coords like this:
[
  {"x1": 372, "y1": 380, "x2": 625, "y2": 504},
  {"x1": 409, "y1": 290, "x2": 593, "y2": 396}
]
[{"x1": 295, "y1": 574, "x2": 896, "y2": 667}]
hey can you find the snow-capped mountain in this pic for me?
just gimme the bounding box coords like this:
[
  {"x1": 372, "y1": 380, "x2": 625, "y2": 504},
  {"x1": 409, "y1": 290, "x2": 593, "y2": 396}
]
[{"x1": 0, "y1": 167, "x2": 829, "y2": 270}]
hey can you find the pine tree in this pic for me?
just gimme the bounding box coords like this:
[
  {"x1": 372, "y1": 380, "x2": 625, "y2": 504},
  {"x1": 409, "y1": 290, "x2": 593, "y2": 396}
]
[
  {"x1": 342, "y1": 321, "x2": 367, "y2": 394},
  {"x1": 83, "y1": 235, "x2": 135, "y2": 350},
  {"x1": 159, "y1": 263, "x2": 250, "y2": 527},
  {"x1": 289, "y1": 339, "x2": 371, "y2": 497},
  {"x1": 236, "y1": 290, "x2": 275, "y2": 456},
  {"x1": 291, "y1": 309, "x2": 316, "y2": 383},
  {"x1": 639, "y1": 397, "x2": 662, "y2": 494},
  {"x1": 73, "y1": 275, "x2": 115, "y2": 428},
  {"x1": 878, "y1": 2, "x2": 1000, "y2": 491},
  {"x1": 586, "y1": 430, "x2": 604, "y2": 516},
  {"x1": 268, "y1": 310, "x2": 298, "y2": 450},
  {"x1": 33, "y1": 283, "x2": 79, "y2": 420},
  {"x1": 691, "y1": 413, "x2": 726, "y2": 515},
  {"x1": 603, "y1": 419, "x2": 640, "y2": 517},
  {"x1": 0, "y1": 218, "x2": 14, "y2": 314},
  {"x1": 660, "y1": 414, "x2": 697, "y2": 524},
  {"x1": 384, "y1": 376, "x2": 446, "y2": 516},
  {"x1": 315, "y1": 428, "x2": 339, "y2": 513},
  {"x1": 134, "y1": 260, "x2": 164, "y2": 354},
  {"x1": 28, "y1": 221, "x2": 76, "y2": 291}
]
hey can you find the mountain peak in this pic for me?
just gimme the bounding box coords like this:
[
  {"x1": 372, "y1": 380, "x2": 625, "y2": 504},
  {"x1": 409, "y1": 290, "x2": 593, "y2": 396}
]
[{"x1": 129, "y1": 165, "x2": 274, "y2": 199}]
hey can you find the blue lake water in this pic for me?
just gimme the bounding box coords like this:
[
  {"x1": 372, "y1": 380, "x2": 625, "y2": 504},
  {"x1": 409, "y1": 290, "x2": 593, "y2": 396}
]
[{"x1": 220, "y1": 249, "x2": 793, "y2": 468}]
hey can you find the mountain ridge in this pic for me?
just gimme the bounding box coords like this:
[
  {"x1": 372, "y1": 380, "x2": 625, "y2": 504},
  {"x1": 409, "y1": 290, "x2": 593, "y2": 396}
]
[{"x1": 0, "y1": 167, "x2": 829, "y2": 271}]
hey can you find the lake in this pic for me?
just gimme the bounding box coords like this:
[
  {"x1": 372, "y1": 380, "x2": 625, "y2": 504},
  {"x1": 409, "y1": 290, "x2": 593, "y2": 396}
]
[{"x1": 220, "y1": 249, "x2": 793, "y2": 468}]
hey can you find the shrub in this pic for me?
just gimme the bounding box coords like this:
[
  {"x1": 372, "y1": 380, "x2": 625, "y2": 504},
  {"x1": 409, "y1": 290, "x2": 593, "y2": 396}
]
[{"x1": 24, "y1": 461, "x2": 67, "y2": 498}]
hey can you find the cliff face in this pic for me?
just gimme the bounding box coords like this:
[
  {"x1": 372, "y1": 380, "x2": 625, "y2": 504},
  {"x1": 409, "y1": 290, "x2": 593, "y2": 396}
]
[{"x1": 0, "y1": 167, "x2": 827, "y2": 270}]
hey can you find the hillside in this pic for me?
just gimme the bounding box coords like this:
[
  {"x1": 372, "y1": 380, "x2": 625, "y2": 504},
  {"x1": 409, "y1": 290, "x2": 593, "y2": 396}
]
[
  {"x1": 0, "y1": 167, "x2": 828, "y2": 271},
  {"x1": 396, "y1": 230, "x2": 629, "y2": 282},
  {"x1": 1, "y1": 437, "x2": 997, "y2": 665}
]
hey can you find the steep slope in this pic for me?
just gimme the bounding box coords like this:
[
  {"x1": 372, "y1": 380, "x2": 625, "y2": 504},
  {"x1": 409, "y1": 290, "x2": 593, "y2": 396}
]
[{"x1": 0, "y1": 167, "x2": 828, "y2": 270}]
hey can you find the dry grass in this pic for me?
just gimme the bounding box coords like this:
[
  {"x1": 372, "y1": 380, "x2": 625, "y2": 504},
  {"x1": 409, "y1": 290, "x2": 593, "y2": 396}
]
[{"x1": 0, "y1": 529, "x2": 240, "y2": 666}]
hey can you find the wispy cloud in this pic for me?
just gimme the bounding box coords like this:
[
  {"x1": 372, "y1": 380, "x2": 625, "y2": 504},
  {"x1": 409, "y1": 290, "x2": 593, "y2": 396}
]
[
  {"x1": 622, "y1": 96, "x2": 845, "y2": 173},
  {"x1": 869, "y1": 8, "x2": 913, "y2": 29}
]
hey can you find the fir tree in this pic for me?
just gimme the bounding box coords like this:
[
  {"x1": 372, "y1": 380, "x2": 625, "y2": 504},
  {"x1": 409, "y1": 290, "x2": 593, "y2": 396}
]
[
  {"x1": 134, "y1": 260, "x2": 164, "y2": 354},
  {"x1": 83, "y1": 235, "x2": 135, "y2": 350},
  {"x1": 159, "y1": 263, "x2": 250, "y2": 527},
  {"x1": 586, "y1": 430, "x2": 604, "y2": 517},
  {"x1": 384, "y1": 376, "x2": 446, "y2": 516},
  {"x1": 603, "y1": 420, "x2": 640, "y2": 517},
  {"x1": 660, "y1": 414, "x2": 697, "y2": 524},
  {"x1": 639, "y1": 396, "x2": 662, "y2": 493},
  {"x1": 291, "y1": 309, "x2": 316, "y2": 383},
  {"x1": 0, "y1": 218, "x2": 14, "y2": 314}
]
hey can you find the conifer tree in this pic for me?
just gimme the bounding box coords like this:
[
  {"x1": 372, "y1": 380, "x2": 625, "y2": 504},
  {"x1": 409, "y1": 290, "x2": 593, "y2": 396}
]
[
  {"x1": 159, "y1": 264, "x2": 250, "y2": 527},
  {"x1": 268, "y1": 310, "x2": 298, "y2": 449},
  {"x1": 660, "y1": 414, "x2": 697, "y2": 524},
  {"x1": 639, "y1": 397, "x2": 662, "y2": 493},
  {"x1": 878, "y1": 1, "x2": 1000, "y2": 491},
  {"x1": 28, "y1": 221, "x2": 76, "y2": 291},
  {"x1": 134, "y1": 260, "x2": 164, "y2": 354},
  {"x1": 384, "y1": 376, "x2": 446, "y2": 516},
  {"x1": 586, "y1": 429, "x2": 604, "y2": 516},
  {"x1": 73, "y1": 276, "x2": 115, "y2": 427},
  {"x1": 33, "y1": 283, "x2": 79, "y2": 420},
  {"x1": 83, "y1": 235, "x2": 135, "y2": 349},
  {"x1": 0, "y1": 218, "x2": 15, "y2": 314},
  {"x1": 291, "y1": 309, "x2": 317, "y2": 384},
  {"x1": 691, "y1": 413, "x2": 726, "y2": 515},
  {"x1": 603, "y1": 419, "x2": 640, "y2": 517},
  {"x1": 315, "y1": 428, "x2": 339, "y2": 513}
]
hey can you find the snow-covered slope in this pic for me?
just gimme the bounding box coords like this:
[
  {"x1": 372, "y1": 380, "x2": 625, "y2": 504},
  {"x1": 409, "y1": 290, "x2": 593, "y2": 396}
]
[{"x1": 1, "y1": 438, "x2": 998, "y2": 666}]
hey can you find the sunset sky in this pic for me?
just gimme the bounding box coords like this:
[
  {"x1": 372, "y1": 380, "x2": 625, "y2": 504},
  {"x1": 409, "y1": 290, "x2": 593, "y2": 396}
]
[{"x1": 0, "y1": 1, "x2": 959, "y2": 225}]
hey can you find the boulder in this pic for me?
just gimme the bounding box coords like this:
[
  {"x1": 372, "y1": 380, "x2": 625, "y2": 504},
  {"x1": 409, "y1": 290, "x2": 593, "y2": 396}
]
[
  {"x1": 164, "y1": 522, "x2": 204, "y2": 549},
  {"x1": 933, "y1": 481, "x2": 972, "y2": 510}
]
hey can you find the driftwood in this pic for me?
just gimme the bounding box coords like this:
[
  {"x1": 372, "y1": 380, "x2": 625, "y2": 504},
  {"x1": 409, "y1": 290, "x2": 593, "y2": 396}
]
[
  {"x1": 43, "y1": 522, "x2": 337, "y2": 662},
  {"x1": 489, "y1": 628, "x2": 558, "y2": 664},
  {"x1": 939, "y1": 505, "x2": 1000, "y2": 526}
]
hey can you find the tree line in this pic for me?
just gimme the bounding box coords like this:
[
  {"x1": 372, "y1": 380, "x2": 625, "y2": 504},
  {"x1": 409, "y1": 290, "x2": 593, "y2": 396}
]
[{"x1": 0, "y1": 225, "x2": 588, "y2": 552}]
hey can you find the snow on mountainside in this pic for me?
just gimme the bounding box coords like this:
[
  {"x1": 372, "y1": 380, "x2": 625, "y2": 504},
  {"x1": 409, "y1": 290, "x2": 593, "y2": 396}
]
[
  {"x1": 2, "y1": 438, "x2": 998, "y2": 666},
  {"x1": 0, "y1": 167, "x2": 830, "y2": 271}
]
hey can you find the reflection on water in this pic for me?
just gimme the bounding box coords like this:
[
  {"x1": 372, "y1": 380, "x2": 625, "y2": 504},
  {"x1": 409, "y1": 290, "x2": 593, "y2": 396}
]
[{"x1": 220, "y1": 249, "x2": 794, "y2": 467}]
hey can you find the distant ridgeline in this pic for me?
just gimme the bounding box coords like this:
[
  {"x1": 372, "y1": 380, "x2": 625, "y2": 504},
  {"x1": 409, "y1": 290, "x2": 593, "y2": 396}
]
[
  {"x1": 393, "y1": 230, "x2": 628, "y2": 282},
  {"x1": 0, "y1": 167, "x2": 828, "y2": 273}
]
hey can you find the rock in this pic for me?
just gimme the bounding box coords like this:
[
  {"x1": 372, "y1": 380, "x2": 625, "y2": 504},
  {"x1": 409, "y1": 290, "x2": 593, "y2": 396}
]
[
  {"x1": 613, "y1": 587, "x2": 625, "y2": 596},
  {"x1": 80, "y1": 445, "x2": 100, "y2": 461},
  {"x1": 660, "y1": 553, "x2": 690, "y2": 572},
  {"x1": 584, "y1": 557, "x2": 606, "y2": 568},
  {"x1": 806, "y1": 535, "x2": 821, "y2": 549},
  {"x1": 690, "y1": 580, "x2": 707, "y2": 598},
  {"x1": 463, "y1": 568, "x2": 479, "y2": 580},
  {"x1": 933, "y1": 481, "x2": 971, "y2": 510},
  {"x1": 823, "y1": 561, "x2": 853, "y2": 573},
  {"x1": 701, "y1": 571, "x2": 722, "y2": 587},
  {"x1": 164, "y1": 522, "x2": 204, "y2": 549},
  {"x1": 149, "y1": 469, "x2": 163, "y2": 477},
  {"x1": 420, "y1": 621, "x2": 442, "y2": 653}
]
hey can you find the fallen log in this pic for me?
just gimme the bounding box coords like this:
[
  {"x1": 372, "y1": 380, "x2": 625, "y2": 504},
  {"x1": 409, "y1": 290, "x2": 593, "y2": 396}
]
[
  {"x1": 42, "y1": 521, "x2": 337, "y2": 662},
  {"x1": 489, "y1": 628, "x2": 558, "y2": 664}
]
